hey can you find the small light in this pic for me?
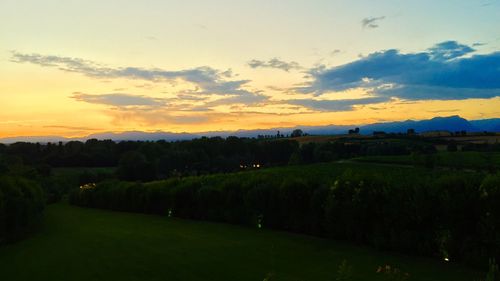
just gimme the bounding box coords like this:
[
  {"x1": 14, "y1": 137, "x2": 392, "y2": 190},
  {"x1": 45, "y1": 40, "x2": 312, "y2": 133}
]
[{"x1": 444, "y1": 257, "x2": 450, "y2": 262}]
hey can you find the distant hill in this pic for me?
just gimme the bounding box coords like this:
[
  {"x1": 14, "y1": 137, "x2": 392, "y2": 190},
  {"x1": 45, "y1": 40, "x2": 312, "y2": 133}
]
[
  {"x1": 0, "y1": 135, "x2": 71, "y2": 144},
  {"x1": 86, "y1": 131, "x2": 196, "y2": 142},
  {"x1": 470, "y1": 118, "x2": 500, "y2": 132},
  {"x1": 359, "y1": 115, "x2": 477, "y2": 134},
  {"x1": 1, "y1": 115, "x2": 499, "y2": 143}
]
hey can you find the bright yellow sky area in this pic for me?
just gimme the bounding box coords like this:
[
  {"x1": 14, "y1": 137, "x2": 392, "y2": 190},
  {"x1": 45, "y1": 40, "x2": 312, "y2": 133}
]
[{"x1": 1, "y1": 1, "x2": 499, "y2": 138}]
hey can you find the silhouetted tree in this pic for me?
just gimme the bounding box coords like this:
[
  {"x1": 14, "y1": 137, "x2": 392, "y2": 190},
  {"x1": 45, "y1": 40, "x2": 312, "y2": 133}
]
[
  {"x1": 117, "y1": 151, "x2": 155, "y2": 181},
  {"x1": 291, "y1": 129, "x2": 304, "y2": 138}
]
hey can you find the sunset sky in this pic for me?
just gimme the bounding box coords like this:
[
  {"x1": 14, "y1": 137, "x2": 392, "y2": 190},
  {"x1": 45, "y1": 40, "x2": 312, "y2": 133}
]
[{"x1": 1, "y1": 0, "x2": 499, "y2": 138}]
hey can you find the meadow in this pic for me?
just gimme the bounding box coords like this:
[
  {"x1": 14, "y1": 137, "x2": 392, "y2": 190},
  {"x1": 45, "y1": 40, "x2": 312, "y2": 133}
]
[
  {"x1": 0, "y1": 203, "x2": 481, "y2": 281},
  {"x1": 353, "y1": 151, "x2": 500, "y2": 170}
]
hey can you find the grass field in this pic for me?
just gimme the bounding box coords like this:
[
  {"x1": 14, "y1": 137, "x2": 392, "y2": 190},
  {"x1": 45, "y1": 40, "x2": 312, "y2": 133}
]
[
  {"x1": 0, "y1": 203, "x2": 481, "y2": 281},
  {"x1": 353, "y1": 151, "x2": 500, "y2": 169}
]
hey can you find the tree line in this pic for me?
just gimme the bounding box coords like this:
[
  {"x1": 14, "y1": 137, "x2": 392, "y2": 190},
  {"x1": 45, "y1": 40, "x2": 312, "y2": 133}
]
[
  {"x1": 0, "y1": 136, "x2": 446, "y2": 182},
  {"x1": 69, "y1": 164, "x2": 500, "y2": 268}
]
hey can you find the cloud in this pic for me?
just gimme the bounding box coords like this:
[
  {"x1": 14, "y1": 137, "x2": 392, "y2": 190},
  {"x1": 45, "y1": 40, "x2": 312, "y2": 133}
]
[
  {"x1": 480, "y1": 0, "x2": 498, "y2": 7},
  {"x1": 300, "y1": 41, "x2": 500, "y2": 101},
  {"x1": 107, "y1": 107, "x2": 211, "y2": 125},
  {"x1": 71, "y1": 92, "x2": 167, "y2": 106},
  {"x1": 12, "y1": 51, "x2": 272, "y2": 117},
  {"x1": 11, "y1": 52, "x2": 255, "y2": 97},
  {"x1": 288, "y1": 97, "x2": 391, "y2": 111},
  {"x1": 361, "y1": 16, "x2": 385, "y2": 29},
  {"x1": 70, "y1": 90, "x2": 270, "y2": 124},
  {"x1": 205, "y1": 92, "x2": 268, "y2": 107},
  {"x1": 43, "y1": 125, "x2": 102, "y2": 131},
  {"x1": 427, "y1": 41, "x2": 475, "y2": 60},
  {"x1": 330, "y1": 49, "x2": 341, "y2": 56},
  {"x1": 70, "y1": 92, "x2": 214, "y2": 125},
  {"x1": 247, "y1": 58, "x2": 302, "y2": 72}
]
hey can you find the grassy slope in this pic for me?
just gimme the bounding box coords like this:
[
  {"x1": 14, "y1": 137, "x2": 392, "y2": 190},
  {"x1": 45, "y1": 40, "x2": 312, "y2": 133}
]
[
  {"x1": 353, "y1": 151, "x2": 500, "y2": 169},
  {"x1": 0, "y1": 204, "x2": 480, "y2": 281}
]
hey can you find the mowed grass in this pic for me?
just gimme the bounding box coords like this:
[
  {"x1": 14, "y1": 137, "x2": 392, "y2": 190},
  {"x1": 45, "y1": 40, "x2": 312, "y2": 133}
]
[
  {"x1": 353, "y1": 151, "x2": 500, "y2": 169},
  {"x1": 0, "y1": 204, "x2": 481, "y2": 281}
]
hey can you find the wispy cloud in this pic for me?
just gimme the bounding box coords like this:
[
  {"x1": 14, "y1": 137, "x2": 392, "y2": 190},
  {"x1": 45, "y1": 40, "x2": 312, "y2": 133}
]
[
  {"x1": 71, "y1": 92, "x2": 167, "y2": 107},
  {"x1": 107, "y1": 106, "x2": 212, "y2": 126},
  {"x1": 479, "y1": 0, "x2": 499, "y2": 7},
  {"x1": 247, "y1": 58, "x2": 302, "y2": 72},
  {"x1": 43, "y1": 125, "x2": 103, "y2": 131},
  {"x1": 287, "y1": 97, "x2": 390, "y2": 111},
  {"x1": 70, "y1": 92, "x2": 215, "y2": 125},
  {"x1": 472, "y1": 42, "x2": 487, "y2": 47},
  {"x1": 361, "y1": 16, "x2": 386, "y2": 29},
  {"x1": 10, "y1": 52, "x2": 258, "y2": 98},
  {"x1": 330, "y1": 49, "x2": 341, "y2": 56}
]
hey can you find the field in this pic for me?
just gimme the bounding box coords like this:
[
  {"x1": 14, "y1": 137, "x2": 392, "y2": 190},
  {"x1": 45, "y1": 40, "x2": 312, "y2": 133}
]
[
  {"x1": 0, "y1": 203, "x2": 481, "y2": 281},
  {"x1": 353, "y1": 151, "x2": 500, "y2": 169}
]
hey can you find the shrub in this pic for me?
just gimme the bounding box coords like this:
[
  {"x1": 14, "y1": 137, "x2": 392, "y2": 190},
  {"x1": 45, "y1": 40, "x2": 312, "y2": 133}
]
[{"x1": 0, "y1": 176, "x2": 44, "y2": 244}]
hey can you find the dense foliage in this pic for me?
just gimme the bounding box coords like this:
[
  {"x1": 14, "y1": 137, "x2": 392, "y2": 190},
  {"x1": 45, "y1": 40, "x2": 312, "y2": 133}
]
[
  {"x1": 0, "y1": 136, "x2": 453, "y2": 182},
  {"x1": 0, "y1": 176, "x2": 44, "y2": 244},
  {"x1": 70, "y1": 162, "x2": 500, "y2": 267}
]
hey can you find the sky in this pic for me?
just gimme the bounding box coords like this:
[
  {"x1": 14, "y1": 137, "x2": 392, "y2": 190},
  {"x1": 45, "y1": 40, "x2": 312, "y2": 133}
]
[{"x1": 1, "y1": 0, "x2": 499, "y2": 137}]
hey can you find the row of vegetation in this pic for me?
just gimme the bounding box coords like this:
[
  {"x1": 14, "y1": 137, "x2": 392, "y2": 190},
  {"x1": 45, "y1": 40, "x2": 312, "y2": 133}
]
[
  {"x1": 1, "y1": 136, "x2": 463, "y2": 182},
  {"x1": 0, "y1": 176, "x2": 44, "y2": 244},
  {"x1": 1, "y1": 135, "x2": 499, "y2": 257},
  {"x1": 354, "y1": 151, "x2": 500, "y2": 171},
  {"x1": 69, "y1": 162, "x2": 500, "y2": 268}
]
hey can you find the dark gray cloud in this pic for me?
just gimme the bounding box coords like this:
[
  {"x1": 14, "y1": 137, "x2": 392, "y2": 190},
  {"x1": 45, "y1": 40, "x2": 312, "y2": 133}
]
[
  {"x1": 427, "y1": 41, "x2": 475, "y2": 61},
  {"x1": 300, "y1": 41, "x2": 500, "y2": 101},
  {"x1": 361, "y1": 16, "x2": 386, "y2": 29},
  {"x1": 247, "y1": 58, "x2": 301, "y2": 72}
]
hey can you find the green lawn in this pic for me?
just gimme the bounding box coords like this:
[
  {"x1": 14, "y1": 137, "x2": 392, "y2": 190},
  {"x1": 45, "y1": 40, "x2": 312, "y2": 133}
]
[
  {"x1": 0, "y1": 203, "x2": 481, "y2": 281},
  {"x1": 353, "y1": 151, "x2": 500, "y2": 169}
]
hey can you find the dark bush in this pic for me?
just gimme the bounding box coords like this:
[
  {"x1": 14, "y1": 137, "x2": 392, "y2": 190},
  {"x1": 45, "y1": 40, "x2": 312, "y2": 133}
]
[{"x1": 0, "y1": 176, "x2": 44, "y2": 244}]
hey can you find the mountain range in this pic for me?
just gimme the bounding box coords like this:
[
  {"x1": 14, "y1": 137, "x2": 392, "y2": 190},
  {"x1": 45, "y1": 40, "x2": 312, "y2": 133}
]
[{"x1": 1, "y1": 116, "x2": 499, "y2": 144}]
